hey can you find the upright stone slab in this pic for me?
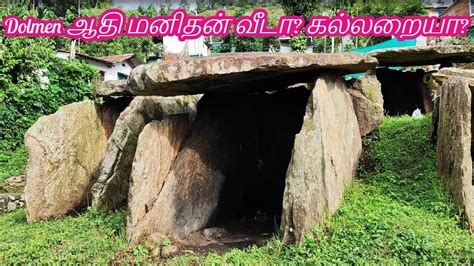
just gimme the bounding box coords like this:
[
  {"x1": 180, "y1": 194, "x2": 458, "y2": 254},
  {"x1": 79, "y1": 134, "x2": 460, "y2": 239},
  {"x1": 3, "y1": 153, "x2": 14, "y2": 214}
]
[
  {"x1": 281, "y1": 75, "x2": 362, "y2": 243},
  {"x1": 127, "y1": 94, "x2": 260, "y2": 244},
  {"x1": 24, "y1": 101, "x2": 117, "y2": 221},
  {"x1": 436, "y1": 77, "x2": 474, "y2": 232},
  {"x1": 127, "y1": 117, "x2": 191, "y2": 234},
  {"x1": 347, "y1": 70, "x2": 384, "y2": 136},
  {"x1": 91, "y1": 96, "x2": 200, "y2": 211}
]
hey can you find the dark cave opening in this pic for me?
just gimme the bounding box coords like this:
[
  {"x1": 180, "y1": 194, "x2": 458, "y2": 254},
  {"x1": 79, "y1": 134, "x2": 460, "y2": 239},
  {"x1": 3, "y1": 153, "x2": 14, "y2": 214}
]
[
  {"x1": 210, "y1": 86, "x2": 311, "y2": 238},
  {"x1": 377, "y1": 68, "x2": 432, "y2": 116}
]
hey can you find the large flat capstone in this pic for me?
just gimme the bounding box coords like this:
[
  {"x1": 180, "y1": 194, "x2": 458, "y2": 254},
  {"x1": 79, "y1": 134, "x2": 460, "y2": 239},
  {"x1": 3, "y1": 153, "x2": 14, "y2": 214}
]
[
  {"x1": 433, "y1": 68, "x2": 474, "y2": 90},
  {"x1": 369, "y1": 46, "x2": 474, "y2": 67},
  {"x1": 94, "y1": 53, "x2": 377, "y2": 97}
]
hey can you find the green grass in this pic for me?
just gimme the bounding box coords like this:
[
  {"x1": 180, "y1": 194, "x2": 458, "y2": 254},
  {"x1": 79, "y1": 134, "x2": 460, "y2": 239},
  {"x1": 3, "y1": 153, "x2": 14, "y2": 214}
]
[
  {"x1": 1, "y1": 116, "x2": 474, "y2": 263},
  {"x1": 0, "y1": 146, "x2": 27, "y2": 181},
  {"x1": 171, "y1": 116, "x2": 474, "y2": 264},
  {"x1": 0, "y1": 209, "x2": 145, "y2": 264}
]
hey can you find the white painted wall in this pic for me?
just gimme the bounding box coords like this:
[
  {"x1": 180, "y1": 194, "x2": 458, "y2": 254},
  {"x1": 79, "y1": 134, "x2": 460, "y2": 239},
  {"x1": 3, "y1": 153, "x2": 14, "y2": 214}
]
[
  {"x1": 56, "y1": 51, "x2": 70, "y2": 60},
  {"x1": 56, "y1": 51, "x2": 134, "y2": 81},
  {"x1": 163, "y1": 36, "x2": 209, "y2": 57},
  {"x1": 87, "y1": 61, "x2": 134, "y2": 81}
]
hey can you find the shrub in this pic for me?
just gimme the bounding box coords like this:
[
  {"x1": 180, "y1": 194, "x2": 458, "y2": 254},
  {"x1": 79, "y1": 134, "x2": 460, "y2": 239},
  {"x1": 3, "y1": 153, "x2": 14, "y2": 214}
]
[{"x1": 0, "y1": 40, "x2": 98, "y2": 151}]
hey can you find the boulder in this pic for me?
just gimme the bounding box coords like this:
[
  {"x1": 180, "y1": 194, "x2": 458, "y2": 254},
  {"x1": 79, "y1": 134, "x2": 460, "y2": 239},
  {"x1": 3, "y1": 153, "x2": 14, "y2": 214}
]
[
  {"x1": 94, "y1": 53, "x2": 377, "y2": 97},
  {"x1": 347, "y1": 71, "x2": 384, "y2": 136},
  {"x1": 24, "y1": 101, "x2": 119, "y2": 221},
  {"x1": 127, "y1": 117, "x2": 191, "y2": 233},
  {"x1": 369, "y1": 45, "x2": 474, "y2": 67},
  {"x1": 436, "y1": 77, "x2": 474, "y2": 233},
  {"x1": 281, "y1": 75, "x2": 362, "y2": 243},
  {"x1": 91, "y1": 95, "x2": 200, "y2": 211}
]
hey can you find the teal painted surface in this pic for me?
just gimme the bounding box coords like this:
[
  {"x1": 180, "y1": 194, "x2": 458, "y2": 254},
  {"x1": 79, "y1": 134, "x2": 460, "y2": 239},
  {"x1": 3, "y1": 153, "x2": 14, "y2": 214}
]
[
  {"x1": 352, "y1": 38, "x2": 417, "y2": 54},
  {"x1": 346, "y1": 38, "x2": 417, "y2": 79}
]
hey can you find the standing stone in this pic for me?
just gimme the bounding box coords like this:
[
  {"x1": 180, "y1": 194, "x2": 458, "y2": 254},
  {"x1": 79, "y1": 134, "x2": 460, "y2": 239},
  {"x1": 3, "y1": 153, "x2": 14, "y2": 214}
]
[
  {"x1": 281, "y1": 75, "x2": 362, "y2": 243},
  {"x1": 91, "y1": 96, "x2": 200, "y2": 211},
  {"x1": 430, "y1": 93, "x2": 440, "y2": 143},
  {"x1": 127, "y1": 117, "x2": 191, "y2": 233},
  {"x1": 127, "y1": 94, "x2": 258, "y2": 244},
  {"x1": 436, "y1": 77, "x2": 474, "y2": 232},
  {"x1": 347, "y1": 71, "x2": 384, "y2": 136},
  {"x1": 24, "y1": 101, "x2": 115, "y2": 221}
]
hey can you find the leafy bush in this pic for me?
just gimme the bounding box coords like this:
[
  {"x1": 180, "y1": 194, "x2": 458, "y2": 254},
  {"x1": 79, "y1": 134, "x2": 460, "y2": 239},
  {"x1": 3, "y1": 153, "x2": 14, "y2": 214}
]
[
  {"x1": 289, "y1": 31, "x2": 308, "y2": 53},
  {"x1": 0, "y1": 37, "x2": 98, "y2": 151},
  {"x1": 0, "y1": 147, "x2": 27, "y2": 181}
]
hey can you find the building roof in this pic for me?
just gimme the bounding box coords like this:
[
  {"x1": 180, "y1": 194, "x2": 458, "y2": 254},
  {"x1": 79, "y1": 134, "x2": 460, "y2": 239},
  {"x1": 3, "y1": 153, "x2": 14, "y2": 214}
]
[
  {"x1": 57, "y1": 50, "x2": 142, "y2": 68},
  {"x1": 441, "y1": 0, "x2": 473, "y2": 16},
  {"x1": 100, "y1": 54, "x2": 142, "y2": 68}
]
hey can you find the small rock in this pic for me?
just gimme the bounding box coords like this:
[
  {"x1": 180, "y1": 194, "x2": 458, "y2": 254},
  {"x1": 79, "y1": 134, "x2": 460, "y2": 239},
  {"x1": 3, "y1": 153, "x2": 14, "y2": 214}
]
[
  {"x1": 8, "y1": 196, "x2": 15, "y2": 201},
  {"x1": 150, "y1": 247, "x2": 161, "y2": 258},
  {"x1": 7, "y1": 202, "x2": 17, "y2": 211},
  {"x1": 203, "y1": 227, "x2": 227, "y2": 240},
  {"x1": 5, "y1": 175, "x2": 26, "y2": 187},
  {"x1": 160, "y1": 245, "x2": 179, "y2": 258}
]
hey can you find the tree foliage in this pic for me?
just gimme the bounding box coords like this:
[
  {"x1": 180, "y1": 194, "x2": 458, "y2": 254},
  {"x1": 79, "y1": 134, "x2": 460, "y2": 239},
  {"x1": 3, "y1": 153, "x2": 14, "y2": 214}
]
[
  {"x1": 0, "y1": 6, "x2": 98, "y2": 151},
  {"x1": 57, "y1": 5, "x2": 163, "y2": 62},
  {"x1": 281, "y1": 0, "x2": 427, "y2": 51},
  {"x1": 289, "y1": 31, "x2": 308, "y2": 53}
]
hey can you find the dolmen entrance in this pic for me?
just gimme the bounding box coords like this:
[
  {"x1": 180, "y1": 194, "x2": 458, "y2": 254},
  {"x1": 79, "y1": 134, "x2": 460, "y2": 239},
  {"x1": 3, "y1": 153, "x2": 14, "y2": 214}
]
[{"x1": 23, "y1": 46, "x2": 474, "y2": 255}]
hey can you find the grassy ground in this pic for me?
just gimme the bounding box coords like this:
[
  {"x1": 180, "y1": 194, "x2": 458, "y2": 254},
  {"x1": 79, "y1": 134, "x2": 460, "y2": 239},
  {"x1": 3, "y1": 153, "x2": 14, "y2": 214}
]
[{"x1": 1, "y1": 116, "x2": 474, "y2": 263}]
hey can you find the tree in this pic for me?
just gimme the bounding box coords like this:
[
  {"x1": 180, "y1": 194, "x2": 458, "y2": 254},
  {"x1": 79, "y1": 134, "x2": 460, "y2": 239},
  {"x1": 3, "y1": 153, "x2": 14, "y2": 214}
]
[
  {"x1": 37, "y1": 0, "x2": 111, "y2": 17},
  {"x1": 179, "y1": 0, "x2": 190, "y2": 12},
  {"x1": 56, "y1": 7, "x2": 163, "y2": 62},
  {"x1": 279, "y1": 0, "x2": 325, "y2": 20},
  {"x1": 280, "y1": 0, "x2": 427, "y2": 51},
  {"x1": 159, "y1": 0, "x2": 172, "y2": 15},
  {"x1": 0, "y1": 5, "x2": 98, "y2": 151},
  {"x1": 196, "y1": 0, "x2": 207, "y2": 14},
  {"x1": 290, "y1": 31, "x2": 308, "y2": 53}
]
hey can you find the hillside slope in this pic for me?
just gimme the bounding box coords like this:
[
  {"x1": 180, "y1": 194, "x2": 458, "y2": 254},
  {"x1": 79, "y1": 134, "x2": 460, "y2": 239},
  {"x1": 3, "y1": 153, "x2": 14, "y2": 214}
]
[
  {"x1": 1, "y1": 116, "x2": 474, "y2": 263},
  {"x1": 174, "y1": 116, "x2": 474, "y2": 264}
]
